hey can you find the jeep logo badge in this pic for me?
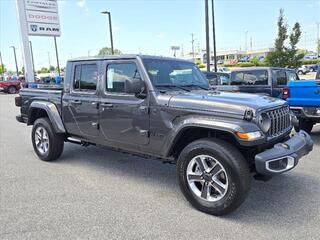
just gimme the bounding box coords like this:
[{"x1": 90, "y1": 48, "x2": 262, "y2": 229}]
[{"x1": 30, "y1": 24, "x2": 38, "y2": 32}]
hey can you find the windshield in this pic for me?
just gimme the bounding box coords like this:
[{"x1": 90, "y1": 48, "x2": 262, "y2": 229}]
[{"x1": 143, "y1": 58, "x2": 209, "y2": 90}]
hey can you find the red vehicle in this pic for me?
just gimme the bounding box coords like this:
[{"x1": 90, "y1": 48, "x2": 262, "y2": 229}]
[{"x1": 0, "y1": 78, "x2": 22, "y2": 94}]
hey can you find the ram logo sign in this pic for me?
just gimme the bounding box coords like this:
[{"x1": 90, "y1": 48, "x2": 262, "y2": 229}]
[{"x1": 27, "y1": 23, "x2": 60, "y2": 36}]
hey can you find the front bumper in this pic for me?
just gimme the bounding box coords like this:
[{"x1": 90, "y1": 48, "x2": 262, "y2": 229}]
[{"x1": 255, "y1": 130, "x2": 313, "y2": 176}]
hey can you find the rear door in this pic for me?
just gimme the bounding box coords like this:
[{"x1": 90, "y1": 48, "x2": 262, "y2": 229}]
[{"x1": 63, "y1": 61, "x2": 100, "y2": 139}]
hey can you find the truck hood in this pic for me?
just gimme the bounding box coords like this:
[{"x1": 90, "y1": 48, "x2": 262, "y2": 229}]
[{"x1": 165, "y1": 91, "x2": 285, "y2": 117}]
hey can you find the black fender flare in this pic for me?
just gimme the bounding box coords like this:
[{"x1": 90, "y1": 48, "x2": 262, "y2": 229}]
[{"x1": 28, "y1": 101, "x2": 66, "y2": 133}]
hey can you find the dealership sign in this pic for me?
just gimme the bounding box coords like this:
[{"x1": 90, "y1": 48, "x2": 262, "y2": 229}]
[
  {"x1": 24, "y1": 0, "x2": 61, "y2": 36},
  {"x1": 27, "y1": 22, "x2": 60, "y2": 36},
  {"x1": 25, "y1": 0, "x2": 58, "y2": 12}
]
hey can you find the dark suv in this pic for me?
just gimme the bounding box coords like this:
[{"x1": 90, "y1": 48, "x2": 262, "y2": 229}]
[
  {"x1": 211, "y1": 67, "x2": 299, "y2": 98},
  {"x1": 15, "y1": 55, "x2": 313, "y2": 215}
]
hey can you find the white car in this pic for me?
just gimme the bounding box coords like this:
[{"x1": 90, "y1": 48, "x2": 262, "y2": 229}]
[
  {"x1": 297, "y1": 65, "x2": 310, "y2": 75},
  {"x1": 217, "y1": 67, "x2": 231, "y2": 73}
]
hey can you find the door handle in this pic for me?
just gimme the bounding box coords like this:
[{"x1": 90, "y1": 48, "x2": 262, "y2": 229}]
[
  {"x1": 91, "y1": 102, "x2": 99, "y2": 109},
  {"x1": 100, "y1": 103, "x2": 113, "y2": 108},
  {"x1": 70, "y1": 100, "x2": 82, "y2": 105}
]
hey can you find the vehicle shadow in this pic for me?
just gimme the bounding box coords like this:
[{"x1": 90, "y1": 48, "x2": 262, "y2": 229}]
[
  {"x1": 57, "y1": 137, "x2": 319, "y2": 224},
  {"x1": 309, "y1": 125, "x2": 320, "y2": 145}
]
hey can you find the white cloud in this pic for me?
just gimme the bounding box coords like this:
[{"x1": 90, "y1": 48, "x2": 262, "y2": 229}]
[
  {"x1": 155, "y1": 33, "x2": 165, "y2": 40},
  {"x1": 77, "y1": 0, "x2": 86, "y2": 8}
]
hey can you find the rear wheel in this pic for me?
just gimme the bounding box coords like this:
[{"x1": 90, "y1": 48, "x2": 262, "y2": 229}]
[
  {"x1": 7, "y1": 86, "x2": 17, "y2": 94},
  {"x1": 32, "y1": 117, "x2": 64, "y2": 161},
  {"x1": 294, "y1": 119, "x2": 314, "y2": 134},
  {"x1": 177, "y1": 138, "x2": 251, "y2": 216}
]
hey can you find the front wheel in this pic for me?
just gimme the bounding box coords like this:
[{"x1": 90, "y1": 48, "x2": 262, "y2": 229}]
[
  {"x1": 32, "y1": 117, "x2": 64, "y2": 161},
  {"x1": 177, "y1": 138, "x2": 251, "y2": 216},
  {"x1": 294, "y1": 119, "x2": 314, "y2": 134},
  {"x1": 7, "y1": 86, "x2": 17, "y2": 94}
]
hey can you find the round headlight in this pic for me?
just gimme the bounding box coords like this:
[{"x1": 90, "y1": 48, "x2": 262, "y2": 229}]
[{"x1": 258, "y1": 112, "x2": 271, "y2": 133}]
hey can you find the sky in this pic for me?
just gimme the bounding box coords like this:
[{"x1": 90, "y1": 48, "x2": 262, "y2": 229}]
[{"x1": 0, "y1": 0, "x2": 320, "y2": 71}]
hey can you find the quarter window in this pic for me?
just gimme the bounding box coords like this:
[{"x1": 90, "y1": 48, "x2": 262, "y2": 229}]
[
  {"x1": 287, "y1": 71, "x2": 299, "y2": 81},
  {"x1": 231, "y1": 70, "x2": 268, "y2": 85},
  {"x1": 106, "y1": 63, "x2": 141, "y2": 93},
  {"x1": 276, "y1": 71, "x2": 287, "y2": 85},
  {"x1": 73, "y1": 64, "x2": 98, "y2": 91}
]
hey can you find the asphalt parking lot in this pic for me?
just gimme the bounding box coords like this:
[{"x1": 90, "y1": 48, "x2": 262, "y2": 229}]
[{"x1": 0, "y1": 93, "x2": 319, "y2": 240}]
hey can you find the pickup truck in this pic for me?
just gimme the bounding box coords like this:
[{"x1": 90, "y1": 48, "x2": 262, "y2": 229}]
[
  {"x1": 284, "y1": 68, "x2": 320, "y2": 133},
  {"x1": 15, "y1": 55, "x2": 313, "y2": 216},
  {"x1": 0, "y1": 79, "x2": 21, "y2": 94},
  {"x1": 211, "y1": 67, "x2": 299, "y2": 98}
]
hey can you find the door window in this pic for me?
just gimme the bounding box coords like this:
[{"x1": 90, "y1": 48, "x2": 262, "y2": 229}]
[
  {"x1": 73, "y1": 64, "x2": 98, "y2": 91},
  {"x1": 106, "y1": 63, "x2": 141, "y2": 93}
]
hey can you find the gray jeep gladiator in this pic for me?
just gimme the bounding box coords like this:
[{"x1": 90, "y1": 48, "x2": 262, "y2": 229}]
[{"x1": 15, "y1": 55, "x2": 313, "y2": 215}]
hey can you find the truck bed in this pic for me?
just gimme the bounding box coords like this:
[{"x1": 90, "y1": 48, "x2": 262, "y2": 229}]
[
  {"x1": 287, "y1": 80, "x2": 320, "y2": 107},
  {"x1": 19, "y1": 88, "x2": 63, "y2": 117}
]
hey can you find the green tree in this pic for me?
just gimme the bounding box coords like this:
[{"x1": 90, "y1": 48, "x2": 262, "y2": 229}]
[
  {"x1": 37, "y1": 67, "x2": 49, "y2": 74},
  {"x1": 286, "y1": 22, "x2": 303, "y2": 68},
  {"x1": 98, "y1": 47, "x2": 122, "y2": 55},
  {"x1": 317, "y1": 40, "x2": 320, "y2": 57},
  {"x1": 49, "y1": 65, "x2": 55, "y2": 72},
  {"x1": 266, "y1": 9, "x2": 303, "y2": 68},
  {"x1": 0, "y1": 64, "x2": 5, "y2": 74},
  {"x1": 250, "y1": 56, "x2": 259, "y2": 66}
]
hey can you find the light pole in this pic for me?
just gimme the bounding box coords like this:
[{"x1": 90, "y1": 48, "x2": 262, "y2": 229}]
[
  {"x1": 205, "y1": 0, "x2": 210, "y2": 72},
  {"x1": 48, "y1": 52, "x2": 51, "y2": 69},
  {"x1": 191, "y1": 33, "x2": 195, "y2": 60},
  {"x1": 29, "y1": 41, "x2": 35, "y2": 75},
  {"x1": 317, "y1": 22, "x2": 319, "y2": 59},
  {"x1": 303, "y1": 31, "x2": 307, "y2": 51},
  {"x1": 245, "y1": 30, "x2": 248, "y2": 52},
  {"x1": 10, "y1": 46, "x2": 19, "y2": 75},
  {"x1": 54, "y1": 37, "x2": 60, "y2": 76},
  {"x1": 101, "y1": 10, "x2": 114, "y2": 55},
  {"x1": 211, "y1": 0, "x2": 217, "y2": 72}
]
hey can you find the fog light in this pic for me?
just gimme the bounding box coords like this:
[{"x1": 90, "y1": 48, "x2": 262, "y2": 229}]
[{"x1": 316, "y1": 109, "x2": 320, "y2": 115}]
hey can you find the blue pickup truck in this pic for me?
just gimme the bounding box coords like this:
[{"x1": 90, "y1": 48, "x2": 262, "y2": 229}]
[{"x1": 284, "y1": 68, "x2": 320, "y2": 133}]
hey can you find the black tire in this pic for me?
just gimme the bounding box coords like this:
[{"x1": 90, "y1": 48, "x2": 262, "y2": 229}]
[
  {"x1": 7, "y1": 86, "x2": 17, "y2": 94},
  {"x1": 294, "y1": 119, "x2": 314, "y2": 134},
  {"x1": 177, "y1": 138, "x2": 251, "y2": 216},
  {"x1": 32, "y1": 117, "x2": 64, "y2": 161}
]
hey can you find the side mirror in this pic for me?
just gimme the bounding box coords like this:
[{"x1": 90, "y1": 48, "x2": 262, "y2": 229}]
[{"x1": 125, "y1": 78, "x2": 146, "y2": 98}]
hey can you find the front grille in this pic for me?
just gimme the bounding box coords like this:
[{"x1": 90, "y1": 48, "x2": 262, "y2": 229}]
[{"x1": 266, "y1": 106, "x2": 291, "y2": 137}]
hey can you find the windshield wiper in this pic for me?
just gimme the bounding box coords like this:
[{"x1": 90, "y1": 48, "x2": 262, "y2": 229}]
[
  {"x1": 156, "y1": 85, "x2": 190, "y2": 92},
  {"x1": 181, "y1": 84, "x2": 209, "y2": 90}
]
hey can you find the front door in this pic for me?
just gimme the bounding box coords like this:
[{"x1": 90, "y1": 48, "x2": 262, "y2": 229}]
[
  {"x1": 99, "y1": 60, "x2": 150, "y2": 146},
  {"x1": 63, "y1": 62, "x2": 100, "y2": 139}
]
